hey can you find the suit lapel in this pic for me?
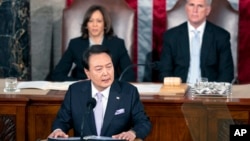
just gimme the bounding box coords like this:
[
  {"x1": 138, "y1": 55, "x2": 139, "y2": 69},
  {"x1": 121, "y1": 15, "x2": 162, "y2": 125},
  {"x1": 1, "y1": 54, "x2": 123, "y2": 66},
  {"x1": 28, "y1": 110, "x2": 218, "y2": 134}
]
[
  {"x1": 101, "y1": 81, "x2": 121, "y2": 135},
  {"x1": 200, "y1": 22, "x2": 213, "y2": 67},
  {"x1": 83, "y1": 81, "x2": 98, "y2": 135},
  {"x1": 180, "y1": 23, "x2": 190, "y2": 65},
  {"x1": 102, "y1": 36, "x2": 109, "y2": 47},
  {"x1": 81, "y1": 38, "x2": 90, "y2": 48}
]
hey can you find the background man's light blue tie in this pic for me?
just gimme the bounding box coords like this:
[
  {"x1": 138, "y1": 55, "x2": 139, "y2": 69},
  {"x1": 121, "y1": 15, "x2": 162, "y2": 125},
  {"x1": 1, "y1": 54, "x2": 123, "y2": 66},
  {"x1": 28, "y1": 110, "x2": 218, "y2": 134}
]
[
  {"x1": 94, "y1": 93, "x2": 103, "y2": 136},
  {"x1": 189, "y1": 30, "x2": 201, "y2": 84}
]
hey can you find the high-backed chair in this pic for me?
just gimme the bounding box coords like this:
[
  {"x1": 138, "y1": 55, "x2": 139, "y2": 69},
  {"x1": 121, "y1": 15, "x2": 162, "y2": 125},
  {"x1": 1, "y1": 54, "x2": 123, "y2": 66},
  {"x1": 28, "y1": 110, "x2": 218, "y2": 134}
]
[
  {"x1": 62, "y1": 0, "x2": 134, "y2": 58},
  {"x1": 167, "y1": 0, "x2": 239, "y2": 82}
]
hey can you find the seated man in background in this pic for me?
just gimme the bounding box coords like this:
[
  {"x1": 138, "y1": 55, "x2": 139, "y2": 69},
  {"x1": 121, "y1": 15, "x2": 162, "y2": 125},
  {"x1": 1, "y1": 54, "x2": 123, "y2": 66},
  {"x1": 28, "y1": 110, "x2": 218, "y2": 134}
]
[
  {"x1": 51, "y1": 5, "x2": 135, "y2": 82},
  {"x1": 159, "y1": 0, "x2": 234, "y2": 84},
  {"x1": 48, "y1": 45, "x2": 152, "y2": 141}
]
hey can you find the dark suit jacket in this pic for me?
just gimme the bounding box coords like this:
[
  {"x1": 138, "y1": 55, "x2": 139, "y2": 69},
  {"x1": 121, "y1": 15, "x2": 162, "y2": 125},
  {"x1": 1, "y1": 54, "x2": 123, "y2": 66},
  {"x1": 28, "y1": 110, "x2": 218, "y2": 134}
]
[
  {"x1": 51, "y1": 36, "x2": 135, "y2": 82},
  {"x1": 159, "y1": 21, "x2": 234, "y2": 83},
  {"x1": 52, "y1": 80, "x2": 151, "y2": 139}
]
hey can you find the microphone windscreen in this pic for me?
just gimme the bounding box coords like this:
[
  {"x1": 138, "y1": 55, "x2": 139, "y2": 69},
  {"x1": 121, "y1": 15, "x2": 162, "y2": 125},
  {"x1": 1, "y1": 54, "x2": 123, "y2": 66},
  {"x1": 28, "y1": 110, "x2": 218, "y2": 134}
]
[{"x1": 86, "y1": 98, "x2": 96, "y2": 109}]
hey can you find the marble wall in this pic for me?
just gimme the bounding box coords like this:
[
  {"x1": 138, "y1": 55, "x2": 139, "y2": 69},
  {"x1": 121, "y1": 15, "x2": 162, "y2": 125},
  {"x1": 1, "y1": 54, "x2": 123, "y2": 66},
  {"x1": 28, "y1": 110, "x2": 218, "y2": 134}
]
[{"x1": 0, "y1": 0, "x2": 30, "y2": 80}]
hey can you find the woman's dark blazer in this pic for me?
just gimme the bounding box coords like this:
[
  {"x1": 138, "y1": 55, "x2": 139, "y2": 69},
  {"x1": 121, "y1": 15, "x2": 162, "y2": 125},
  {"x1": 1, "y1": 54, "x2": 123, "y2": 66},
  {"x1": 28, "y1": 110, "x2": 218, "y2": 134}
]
[{"x1": 51, "y1": 36, "x2": 135, "y2": 82}]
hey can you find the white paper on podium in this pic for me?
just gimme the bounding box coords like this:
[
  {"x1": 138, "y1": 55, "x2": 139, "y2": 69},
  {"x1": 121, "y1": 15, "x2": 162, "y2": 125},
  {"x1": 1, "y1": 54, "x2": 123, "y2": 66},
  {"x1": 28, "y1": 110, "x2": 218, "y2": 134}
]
[
  {"x1": 131, "y1": 83, "x2": 162, "y2": 94},
  {"x1": 84, "y1": 135, "x2": 125, "y2": 140},
  {"x1": 17, "y1": 81, "x2": 77, "y2": 90},
  {"x1": 48, "y1": 137, "x2": 80, "y2": 140},
  {"x1": 48, "y1": 136, "x2": 125, "y2": 141}
]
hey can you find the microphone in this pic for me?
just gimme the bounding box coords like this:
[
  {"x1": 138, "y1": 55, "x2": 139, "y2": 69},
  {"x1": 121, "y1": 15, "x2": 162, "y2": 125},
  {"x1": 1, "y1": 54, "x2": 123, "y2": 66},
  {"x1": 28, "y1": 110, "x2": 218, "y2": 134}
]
[
  {"x1": 118, "y1": 62, "x2": 159, "y2": 81},
  {"x1": 86, "y1": 98, "x2": 97, "y2": 113},
  {"x1": 80, "y1": 98, "x2": 96, "y2": 141}
]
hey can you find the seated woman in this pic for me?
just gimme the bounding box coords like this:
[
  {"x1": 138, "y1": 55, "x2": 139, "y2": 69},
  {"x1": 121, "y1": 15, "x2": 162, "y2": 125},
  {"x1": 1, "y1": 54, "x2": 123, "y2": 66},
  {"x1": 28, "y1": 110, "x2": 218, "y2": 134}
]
[{"x1": 51, "y1": 5, "x2": 135, "y2": 82}]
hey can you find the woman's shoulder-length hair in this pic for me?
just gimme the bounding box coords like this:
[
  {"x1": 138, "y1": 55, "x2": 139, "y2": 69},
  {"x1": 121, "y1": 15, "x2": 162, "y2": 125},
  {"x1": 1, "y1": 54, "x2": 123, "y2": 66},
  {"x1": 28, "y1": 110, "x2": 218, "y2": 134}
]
[{"x1": 81, "y1": 5, "x2": 115, "y2": 38}]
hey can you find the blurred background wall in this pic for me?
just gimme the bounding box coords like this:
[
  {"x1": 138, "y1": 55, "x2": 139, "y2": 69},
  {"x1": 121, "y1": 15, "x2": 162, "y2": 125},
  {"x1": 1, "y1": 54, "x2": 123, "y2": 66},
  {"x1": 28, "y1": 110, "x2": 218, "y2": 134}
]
[{"x1": 1, "y1": 0, "x2": 245, "y2": 82}]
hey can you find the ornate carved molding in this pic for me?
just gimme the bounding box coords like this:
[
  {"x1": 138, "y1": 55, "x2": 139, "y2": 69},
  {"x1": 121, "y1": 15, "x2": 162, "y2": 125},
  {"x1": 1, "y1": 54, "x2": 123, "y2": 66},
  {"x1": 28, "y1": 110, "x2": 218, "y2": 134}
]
[{"x1": 0, "y1": 115, "x2": 16, "y2": 141}]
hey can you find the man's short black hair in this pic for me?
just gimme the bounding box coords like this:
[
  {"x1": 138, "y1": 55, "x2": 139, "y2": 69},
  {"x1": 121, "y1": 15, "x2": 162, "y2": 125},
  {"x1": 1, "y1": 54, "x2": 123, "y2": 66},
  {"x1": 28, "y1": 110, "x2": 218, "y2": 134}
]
[{"x1": 82, "y1": 45, "x2": 112, "y2": 70}]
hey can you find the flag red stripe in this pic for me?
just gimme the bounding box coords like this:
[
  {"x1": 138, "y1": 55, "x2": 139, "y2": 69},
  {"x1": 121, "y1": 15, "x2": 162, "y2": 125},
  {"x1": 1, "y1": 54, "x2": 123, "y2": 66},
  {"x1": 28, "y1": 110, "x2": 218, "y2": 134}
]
[
  {"x1": 125, "y1": 0, "x2": 138, "y2": 67},
  {"x1": 152, "y1": 0, "x2": 166, "y2": 59},
  {"x1": 238, "y1": 0, "x2": 250, "y2": 84},
  {"x1": 66, "y1": 0, "x2": 74, "y2": 7}
]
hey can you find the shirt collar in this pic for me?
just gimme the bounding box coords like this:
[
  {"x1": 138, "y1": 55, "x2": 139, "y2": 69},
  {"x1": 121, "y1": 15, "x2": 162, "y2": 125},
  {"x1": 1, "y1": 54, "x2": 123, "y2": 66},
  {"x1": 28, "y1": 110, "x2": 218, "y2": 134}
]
[
  {"x1": 91, "y1": 82, "x2": 110, "y2": 99},
  {"x1": 188, "y1": 21, "x2": 206, "y2": 35},
  {"x1": 89, "y1": 36, "x2": 104, "y2": 46}
]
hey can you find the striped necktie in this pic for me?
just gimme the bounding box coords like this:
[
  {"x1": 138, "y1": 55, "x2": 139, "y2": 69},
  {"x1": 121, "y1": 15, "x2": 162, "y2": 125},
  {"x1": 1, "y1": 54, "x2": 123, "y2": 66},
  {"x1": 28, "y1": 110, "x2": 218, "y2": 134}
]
[{"x1": 94, "y1": 93, "x2": 103, "y2": 136}]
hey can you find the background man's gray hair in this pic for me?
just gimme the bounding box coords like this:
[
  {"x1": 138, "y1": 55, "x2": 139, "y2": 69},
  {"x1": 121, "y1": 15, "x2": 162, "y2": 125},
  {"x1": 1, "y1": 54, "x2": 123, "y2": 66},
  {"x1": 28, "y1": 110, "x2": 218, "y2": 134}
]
[
  {"x1": 186, "y1": 0, "x2": 212, "y2": 5},
  {"x1": 206, "y1": 0, "x2": 212, "y2": 5}
]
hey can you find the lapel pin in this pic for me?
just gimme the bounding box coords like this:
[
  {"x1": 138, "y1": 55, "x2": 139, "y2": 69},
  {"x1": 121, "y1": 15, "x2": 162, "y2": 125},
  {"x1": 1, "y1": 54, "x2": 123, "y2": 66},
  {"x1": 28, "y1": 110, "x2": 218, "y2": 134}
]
[{"x1": 116, "y1": 97, "x2": 120, "y2": 100}]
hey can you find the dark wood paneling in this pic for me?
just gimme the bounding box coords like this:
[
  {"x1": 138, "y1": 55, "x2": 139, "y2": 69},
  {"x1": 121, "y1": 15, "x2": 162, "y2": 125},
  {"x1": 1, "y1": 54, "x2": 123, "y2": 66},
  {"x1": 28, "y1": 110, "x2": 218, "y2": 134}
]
[
  {"x1": 0, "y1": 96, "x2": 28, "y2": 141},
  {"x1": 1, "y1": 90, "x2": 250, "y2": 141},
  {"x1": 27, "y1": 105, "x2": 60, "y2": 141}
]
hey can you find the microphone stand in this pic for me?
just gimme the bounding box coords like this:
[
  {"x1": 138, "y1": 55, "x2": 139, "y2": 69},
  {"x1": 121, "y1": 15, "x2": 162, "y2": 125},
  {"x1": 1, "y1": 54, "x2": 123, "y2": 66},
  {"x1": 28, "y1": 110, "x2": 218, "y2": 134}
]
[
  {"x1": 80, "y1": 113, "x2": 85, "y2": 141},
  {"x1": 80, "y1": 98, "x2": 96, "y2": 141}
]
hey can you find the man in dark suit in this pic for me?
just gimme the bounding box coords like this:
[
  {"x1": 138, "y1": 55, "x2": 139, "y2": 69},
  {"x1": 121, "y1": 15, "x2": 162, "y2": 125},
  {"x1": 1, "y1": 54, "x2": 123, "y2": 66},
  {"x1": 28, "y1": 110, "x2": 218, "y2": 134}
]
[
  {"x1": 159, "y1": 0, "x2": 234, "y2": 84},
  {"x1": 48, "y1": 45, "x2": 151, "y2": 141}
]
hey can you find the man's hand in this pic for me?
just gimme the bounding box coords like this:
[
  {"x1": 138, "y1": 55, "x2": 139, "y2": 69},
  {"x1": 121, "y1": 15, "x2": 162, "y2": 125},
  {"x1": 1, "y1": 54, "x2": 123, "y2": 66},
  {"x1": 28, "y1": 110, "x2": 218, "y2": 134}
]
[
  {"x1": 112, "y1": 130, "x2": 136, "y2": 141},
  {"x1": 48, "y1": 129, "x2": 69, "y2": 138}
]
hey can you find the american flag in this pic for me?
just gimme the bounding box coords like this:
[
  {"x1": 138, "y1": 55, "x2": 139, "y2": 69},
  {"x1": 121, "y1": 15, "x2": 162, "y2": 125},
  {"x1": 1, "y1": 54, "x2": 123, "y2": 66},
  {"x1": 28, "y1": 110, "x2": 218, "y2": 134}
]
[{"x1": 66, "y1": 0, "x2": 250, "y2": 84}]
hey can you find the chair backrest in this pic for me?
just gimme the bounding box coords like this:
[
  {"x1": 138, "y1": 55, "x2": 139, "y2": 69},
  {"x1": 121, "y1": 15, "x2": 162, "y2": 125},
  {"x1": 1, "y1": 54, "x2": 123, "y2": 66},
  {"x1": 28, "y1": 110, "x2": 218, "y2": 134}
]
[
  {"x1": 62, "y1": 0, "x2": 134, "y2": 58},
  {"x1": 167, "y1": 0, "x2": 239, "y2": 80}
]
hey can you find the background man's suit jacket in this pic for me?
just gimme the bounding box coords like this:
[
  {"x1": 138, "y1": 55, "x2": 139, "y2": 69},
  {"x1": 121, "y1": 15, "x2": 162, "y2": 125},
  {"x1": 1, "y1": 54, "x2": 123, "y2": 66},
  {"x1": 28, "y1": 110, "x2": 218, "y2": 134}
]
[
  {"x1": 52, "y1": 80, "x2": 151, "y2": 139},
  {"x1": 51, "y1": 36, "x2": 135, "y2": 82},
  {"x1": 159, "y1": 21, "x2": 234, "y2": 83}
]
